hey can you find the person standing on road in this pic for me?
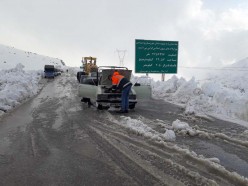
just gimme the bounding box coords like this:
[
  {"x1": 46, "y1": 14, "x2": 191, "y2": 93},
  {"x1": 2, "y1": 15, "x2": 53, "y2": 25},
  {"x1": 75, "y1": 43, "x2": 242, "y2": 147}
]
[{"x1": 110, "y1": 71, "x2": 132, "y2": 113}]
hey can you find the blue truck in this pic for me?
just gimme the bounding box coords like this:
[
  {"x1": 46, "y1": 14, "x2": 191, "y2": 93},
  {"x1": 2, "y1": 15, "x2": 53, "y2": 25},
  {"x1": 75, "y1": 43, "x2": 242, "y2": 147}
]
[{"x1": 44, "y1": 65, "x2": 55, "y2": 78}]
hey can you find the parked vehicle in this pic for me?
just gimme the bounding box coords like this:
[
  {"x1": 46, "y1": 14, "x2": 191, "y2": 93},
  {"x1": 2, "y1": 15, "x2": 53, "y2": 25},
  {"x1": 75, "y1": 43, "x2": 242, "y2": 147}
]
[
  {"x1": 78, "y1": 66, "x2": 139, "y2": 110},
  {"x1": 44, "y1": 65, "x2": 55, "y2": 78}
]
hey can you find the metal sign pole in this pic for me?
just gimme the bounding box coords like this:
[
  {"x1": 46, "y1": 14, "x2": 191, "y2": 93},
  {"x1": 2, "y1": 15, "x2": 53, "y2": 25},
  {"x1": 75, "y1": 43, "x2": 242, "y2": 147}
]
[{"x1": 161, "y1": 73, "x2": 165, "y2": 81}]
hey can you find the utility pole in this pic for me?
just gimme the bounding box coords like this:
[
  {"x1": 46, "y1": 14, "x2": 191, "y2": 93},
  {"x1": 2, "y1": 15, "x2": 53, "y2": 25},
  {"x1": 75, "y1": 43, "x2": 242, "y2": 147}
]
[{"x1": 116, "y1": 49, "x2": 127, "y2": 67}]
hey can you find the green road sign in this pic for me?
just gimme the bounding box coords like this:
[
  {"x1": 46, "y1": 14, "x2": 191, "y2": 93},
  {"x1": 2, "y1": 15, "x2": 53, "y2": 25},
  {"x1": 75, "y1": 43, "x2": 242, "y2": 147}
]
[{"x1": 135, "y1": 39, "x2": 178, "y2": 73}]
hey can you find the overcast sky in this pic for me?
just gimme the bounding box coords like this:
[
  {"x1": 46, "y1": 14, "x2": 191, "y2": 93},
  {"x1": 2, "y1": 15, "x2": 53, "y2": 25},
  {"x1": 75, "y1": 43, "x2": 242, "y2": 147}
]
[{"x1": 1, "y1": 0, "x2": 248, "y2": 79}]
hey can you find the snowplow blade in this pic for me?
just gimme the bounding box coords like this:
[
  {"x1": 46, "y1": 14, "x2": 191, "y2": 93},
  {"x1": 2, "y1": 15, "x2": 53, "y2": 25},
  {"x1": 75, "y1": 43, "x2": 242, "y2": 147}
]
[{"x1": 133, "y1": 85, "x2": 152, "y2": 100}]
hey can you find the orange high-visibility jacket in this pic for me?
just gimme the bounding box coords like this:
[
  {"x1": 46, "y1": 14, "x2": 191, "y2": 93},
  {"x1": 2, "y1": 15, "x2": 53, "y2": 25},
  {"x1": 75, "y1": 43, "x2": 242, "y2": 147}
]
[{"x1": 111, "y1": 71, "x2": 132, "y2": 90}]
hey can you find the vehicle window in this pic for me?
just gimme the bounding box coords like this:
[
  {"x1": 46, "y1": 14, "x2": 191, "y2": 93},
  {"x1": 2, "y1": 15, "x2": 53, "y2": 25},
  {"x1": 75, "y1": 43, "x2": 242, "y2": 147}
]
[
  {"x1": 80, "y1": 77, "x2": 98, "y2": 85},
  {"x1": 80, "y1": 75, "x2": 88, "y2": 83},
  {"x1": 90, "y1": 72, "x2": 97, "y2": 77}
]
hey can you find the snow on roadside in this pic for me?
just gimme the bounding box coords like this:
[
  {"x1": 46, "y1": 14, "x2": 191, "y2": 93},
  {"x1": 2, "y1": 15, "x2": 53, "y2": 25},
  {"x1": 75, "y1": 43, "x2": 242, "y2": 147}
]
[
  {"x1": 135, "y1": 58, "x2": 248, "y2": 126},
  {"x1": 113, "y1": 114, "x2": 248, "y2": 148},
  {"x1": 149, "y1": 72, "x2": 248, "y2": 126},
  {"x1": 118, "y1": 116, "x2": 176, "y2": 142},
  {"x1": 114, "y1": 115, "x2": 248, "y2": 159},
  {"x1": 113, "y1": 115, "x2": 248, "y2": 184},
  {"x1": 172, "y1": 119, "x2": 197, "y2": 136},
  {"x1": 0, "y1": 63, "x2": 42, "y2": 116},
  {"x1": 172, "y1": 119, "x2": 248, "y2": 148}
]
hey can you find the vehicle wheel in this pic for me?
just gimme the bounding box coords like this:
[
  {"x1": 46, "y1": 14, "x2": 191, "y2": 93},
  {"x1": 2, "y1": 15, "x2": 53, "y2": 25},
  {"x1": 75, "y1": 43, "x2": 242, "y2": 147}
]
[
  {"x1": 129, "y1": 104, "x2": 135, "y2": 109},
  {"x1": 97, "y1": 104, "x2": 103, "y2": 110}
]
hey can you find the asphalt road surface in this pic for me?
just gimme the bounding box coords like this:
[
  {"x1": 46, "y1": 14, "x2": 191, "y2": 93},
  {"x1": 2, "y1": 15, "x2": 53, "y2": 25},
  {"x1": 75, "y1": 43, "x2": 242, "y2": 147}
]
[{"x1": 0, "y1": 72, "x2": 248, "y2": 186}]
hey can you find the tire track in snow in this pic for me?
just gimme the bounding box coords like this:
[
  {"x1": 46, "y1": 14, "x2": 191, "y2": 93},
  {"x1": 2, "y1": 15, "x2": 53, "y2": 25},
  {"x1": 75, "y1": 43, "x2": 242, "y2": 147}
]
[
  {"x1": 77, "y1": 119, "x2": 168, "y2": 186},
  {"x1": 94, "y1": 112, "x2": 248, "y2": 186},
  {"x1": 89, "y1": 120, "x2": 217, "y2": 185}
]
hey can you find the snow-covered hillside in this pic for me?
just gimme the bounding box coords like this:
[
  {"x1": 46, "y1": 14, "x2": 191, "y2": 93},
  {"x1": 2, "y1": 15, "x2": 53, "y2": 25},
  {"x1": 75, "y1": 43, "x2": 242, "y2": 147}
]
[
  {"x1": 229, "y1": 57, "x2": 248, "y2": 68},
  {"x1": 0, "y1": 44, "x2": 65, "y2": 70}
]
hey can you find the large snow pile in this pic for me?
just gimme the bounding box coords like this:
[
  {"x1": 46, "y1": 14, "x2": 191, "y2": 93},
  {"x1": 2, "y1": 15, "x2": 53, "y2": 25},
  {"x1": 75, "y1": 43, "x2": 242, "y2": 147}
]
[
  {"x1": 154, "y1": 72, "x2": 247, "y2": 122},
  {"x1": 137, "y1": 58, "x2": 248, "y2": 123},
  {"x1": 0, "y1": 64, "x2": 42, "y2": 116}
]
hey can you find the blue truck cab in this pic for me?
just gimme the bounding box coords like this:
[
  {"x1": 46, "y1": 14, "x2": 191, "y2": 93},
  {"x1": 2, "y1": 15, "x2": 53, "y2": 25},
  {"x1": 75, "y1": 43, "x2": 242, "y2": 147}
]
[{"x1": 44, "y1": 65, "x2": 55, "y2": 78}]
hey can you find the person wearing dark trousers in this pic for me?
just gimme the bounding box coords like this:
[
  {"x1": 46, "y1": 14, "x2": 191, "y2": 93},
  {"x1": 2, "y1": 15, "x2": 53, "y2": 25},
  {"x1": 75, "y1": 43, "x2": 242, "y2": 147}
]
[{"x1": 109, "y1": 71, "x2": 132, "y2": 113}]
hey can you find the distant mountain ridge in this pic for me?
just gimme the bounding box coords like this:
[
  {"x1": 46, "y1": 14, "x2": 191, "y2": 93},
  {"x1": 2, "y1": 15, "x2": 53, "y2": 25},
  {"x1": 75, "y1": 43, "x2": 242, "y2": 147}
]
[
  {"x1": 229, "y1": 57, "x2": 248, "y2": 68},
  {"x1": 0, "y1": 44, "x2": 65, "y2": 71}
]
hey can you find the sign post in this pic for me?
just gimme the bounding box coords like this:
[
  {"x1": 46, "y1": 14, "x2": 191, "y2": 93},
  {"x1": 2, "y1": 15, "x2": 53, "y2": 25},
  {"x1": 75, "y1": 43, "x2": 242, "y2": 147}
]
[
  {"x1": 135, "y1": 39, "x2": 178, "y2": 74},
  {"x1": 161, "y1": 73, "x2": 165, "y2": 81}
]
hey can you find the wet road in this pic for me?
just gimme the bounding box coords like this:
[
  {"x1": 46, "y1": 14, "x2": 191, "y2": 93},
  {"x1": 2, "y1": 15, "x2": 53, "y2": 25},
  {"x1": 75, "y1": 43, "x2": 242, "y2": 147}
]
[{"x1": 0, "y1": 73, "x2": 248, "y2": 186}]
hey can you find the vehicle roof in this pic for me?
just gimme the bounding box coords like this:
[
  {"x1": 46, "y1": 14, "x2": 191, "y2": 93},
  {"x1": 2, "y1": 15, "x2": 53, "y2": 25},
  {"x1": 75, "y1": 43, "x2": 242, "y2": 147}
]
[{"x1": 98, "y1": 66, "x2": 128, "y2": 70}]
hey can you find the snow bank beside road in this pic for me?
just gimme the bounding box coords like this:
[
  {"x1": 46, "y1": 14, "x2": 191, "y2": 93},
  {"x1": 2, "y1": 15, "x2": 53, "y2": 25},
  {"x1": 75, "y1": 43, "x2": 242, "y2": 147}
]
[
  {"x1": 0, "y1": 64, "x2": 42, "y2": 116},
  {"x1": 133, "y1": 58, "x2": 248, "y2": 126},
  {"x1": 150, "y1": 73, "x2": 248, "y2": 126}
]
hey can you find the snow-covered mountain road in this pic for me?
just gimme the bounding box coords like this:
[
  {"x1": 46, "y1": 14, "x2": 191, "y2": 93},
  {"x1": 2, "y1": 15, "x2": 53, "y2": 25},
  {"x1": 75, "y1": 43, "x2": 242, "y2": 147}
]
[{"x1": 0, "y1": 72, "x2": 248, "y2": 186}]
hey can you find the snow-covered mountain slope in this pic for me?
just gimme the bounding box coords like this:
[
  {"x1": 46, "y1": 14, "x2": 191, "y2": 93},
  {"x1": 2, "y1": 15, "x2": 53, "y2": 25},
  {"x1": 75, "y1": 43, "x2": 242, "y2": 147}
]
[
  {"x1": 0, "y1": 44, "x2": 65, "y2": 70},
  {"x1": 229, "y1": 57, "x2": 248, "y2": 68}
]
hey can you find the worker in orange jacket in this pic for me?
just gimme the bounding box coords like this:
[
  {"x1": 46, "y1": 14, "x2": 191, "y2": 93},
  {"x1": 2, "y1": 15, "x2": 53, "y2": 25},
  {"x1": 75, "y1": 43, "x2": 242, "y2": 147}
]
[{"x1": 110, "y1": 71, "x2": 132, "y2": 113}]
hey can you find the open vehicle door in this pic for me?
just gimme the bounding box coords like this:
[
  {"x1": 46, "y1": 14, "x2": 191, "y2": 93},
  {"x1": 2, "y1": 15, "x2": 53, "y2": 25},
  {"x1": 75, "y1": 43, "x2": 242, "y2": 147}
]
[
  {"x1": 132, "y1": 85, "x2": 152, "y2": 100},
  {"x1": 132, "y1": 76, "x2": 152, "y2": 100},
  {"x1": 78, "y1": 75, "x2": 98, "y2": 103}
]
